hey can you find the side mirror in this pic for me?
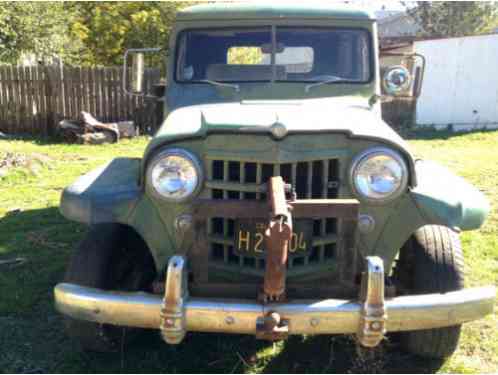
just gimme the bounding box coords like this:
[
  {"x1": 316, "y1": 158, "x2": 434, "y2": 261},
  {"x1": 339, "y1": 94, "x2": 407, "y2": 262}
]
[
  {"x1": 379, "y1": 53, "x2": 425, "y2": 98},
  {"x1": 131, "y1": 53, "x2": 145, "y2": 93},
  {"x1": 382, "y1": 66, "x2": 411, "y2": 95},
  {"x1": 123, "y1": 48, "x2": 162, "y2": 96}
]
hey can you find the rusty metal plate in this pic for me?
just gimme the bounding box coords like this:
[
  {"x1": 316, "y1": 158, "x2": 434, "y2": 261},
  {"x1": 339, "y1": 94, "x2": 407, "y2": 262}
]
[
  {"x1": 193, "y1": 198, "x2": 359, "y2": 219},
  {"x1": 234, "y1": 219, "x2": 313, "y2": 258}
]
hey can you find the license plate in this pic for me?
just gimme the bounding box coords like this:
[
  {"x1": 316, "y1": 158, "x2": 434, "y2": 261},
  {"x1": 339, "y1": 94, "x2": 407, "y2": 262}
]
[{"x1": 235, "y1": 219, "x2": 313, "y2": 257}]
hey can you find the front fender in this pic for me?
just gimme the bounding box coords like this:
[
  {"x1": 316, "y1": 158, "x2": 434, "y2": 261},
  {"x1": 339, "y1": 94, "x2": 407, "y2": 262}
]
[
  {"x1": 60, "y1": 158, "x2": 172, "y2": 270},
  {"x1": 411, "y1": 160, "x2": 490, "y2": 231},
  {"x1": 60, "y1": 158, "x2": 142, "y2": 224},
  {"x1": 375, "y1": 160, "x2": 489, "y2": 271}
]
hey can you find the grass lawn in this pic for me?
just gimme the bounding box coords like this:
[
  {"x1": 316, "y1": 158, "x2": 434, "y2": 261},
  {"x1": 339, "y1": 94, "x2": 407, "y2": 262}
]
[{"x1": 0, "y1": 131, "x2": 497, "y2": 373}]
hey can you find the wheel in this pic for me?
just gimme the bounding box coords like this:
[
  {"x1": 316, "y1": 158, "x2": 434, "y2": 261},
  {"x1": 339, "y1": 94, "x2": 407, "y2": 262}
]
[
  {"x1": 63, "y1": 224, "x2": 156, "y2": 352},
  {"x1": 392, "y1": 225, "x2": 464, "y2": 359}
]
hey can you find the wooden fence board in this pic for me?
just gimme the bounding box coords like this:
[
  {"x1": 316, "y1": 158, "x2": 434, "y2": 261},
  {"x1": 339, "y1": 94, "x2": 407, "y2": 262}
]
[
  {"x1": 4, "y1": 67, "x2": 11, "y2": 133},
  {"x1": 0, "y1": 65, "x2": 161, "y2": 136},
  {"x1": 0, "y1": 67, "x2": 6, "y2": 132},
  {"x1": 32, "y1": 67, "x2": 41, "y2": 134}
]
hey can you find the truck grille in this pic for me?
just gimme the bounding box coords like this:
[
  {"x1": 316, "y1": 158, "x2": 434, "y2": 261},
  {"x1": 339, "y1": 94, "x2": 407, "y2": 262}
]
[{"x1": 206, "y1": 159, "x2": 340, "y2": 272}]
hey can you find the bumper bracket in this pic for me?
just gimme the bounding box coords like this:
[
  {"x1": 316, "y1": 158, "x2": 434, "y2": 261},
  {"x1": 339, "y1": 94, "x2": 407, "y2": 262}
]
[{"x1": 357, "y1": 256, "x2": 387, "y2": 347}]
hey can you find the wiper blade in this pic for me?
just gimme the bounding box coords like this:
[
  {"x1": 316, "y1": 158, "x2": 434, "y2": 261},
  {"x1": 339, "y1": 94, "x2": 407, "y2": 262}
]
[
  {"x1": 200, "y1": 79, "x2": 240, "y2": 92},
  {"x1": 304, "y1": 76, "x2": 348, "y2": 93}
]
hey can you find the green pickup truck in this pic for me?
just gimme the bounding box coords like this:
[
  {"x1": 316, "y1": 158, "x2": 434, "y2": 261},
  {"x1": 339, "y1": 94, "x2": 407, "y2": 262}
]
[{"x1": 54, "y1": 3, "x2": 495, "y2": 360}]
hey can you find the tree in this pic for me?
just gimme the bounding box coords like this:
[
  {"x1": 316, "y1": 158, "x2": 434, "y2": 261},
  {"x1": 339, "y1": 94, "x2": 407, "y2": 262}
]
[
  {"x1": 69, "y1": 2, "x2": 192, "y2": 66},
  {"x1": 409, "y1": 2, "x2": 498, "y2": 38},
  {"x1": 0, "y1": 2, "x2": 195, "y2": 66},
  {"x1": 0, "y1": 2, "x2": 82, "y2": 65}
]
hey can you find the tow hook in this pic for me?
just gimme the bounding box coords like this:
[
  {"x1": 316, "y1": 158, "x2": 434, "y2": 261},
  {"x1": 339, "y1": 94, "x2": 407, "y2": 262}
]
[
  {"x1": 256, "y1": 311, "x2": 289, "y2": 341},
  {"x1": 262, "y1": 176, "x2": 293, "y2": 302}
]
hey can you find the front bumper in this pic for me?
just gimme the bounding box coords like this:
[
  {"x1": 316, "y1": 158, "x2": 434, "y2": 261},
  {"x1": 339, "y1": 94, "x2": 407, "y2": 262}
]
[{"x1": 54, "y1": 256, "x2": 496, "y2": 347}]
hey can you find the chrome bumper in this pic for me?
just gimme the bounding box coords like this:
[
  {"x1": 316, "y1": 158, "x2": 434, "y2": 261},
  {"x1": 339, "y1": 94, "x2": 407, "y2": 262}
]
[{"x1": 54, "y1": 256, "x2": 496, "y2": 347}]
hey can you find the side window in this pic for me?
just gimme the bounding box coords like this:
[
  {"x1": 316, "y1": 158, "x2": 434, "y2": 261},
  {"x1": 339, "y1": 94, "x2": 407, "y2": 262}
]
[{"x1": 227, "y1": 47, "x2": 265, "y2": 65}]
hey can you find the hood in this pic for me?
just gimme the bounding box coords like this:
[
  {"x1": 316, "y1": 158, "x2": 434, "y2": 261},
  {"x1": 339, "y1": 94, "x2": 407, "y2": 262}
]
[
  {"x1": 150, "y1": 97, "x2": 411, "y2": 152},
  {"x1": 145, "y1": 97, "x2": 416, "y2": 184}
]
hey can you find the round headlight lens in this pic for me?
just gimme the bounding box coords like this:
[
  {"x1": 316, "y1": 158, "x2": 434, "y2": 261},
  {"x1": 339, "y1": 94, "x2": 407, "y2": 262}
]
[
  {"x1": 351, "y1": 148, "x2": 408, "y2": 202},
  {"x1": 148, "y1": 149, "x2": 202, "y2": 201}
]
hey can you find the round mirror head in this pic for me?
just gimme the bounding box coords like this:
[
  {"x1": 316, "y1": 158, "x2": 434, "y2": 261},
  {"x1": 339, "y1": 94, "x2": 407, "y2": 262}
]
[{"x1": 382, "y1": 66, "x2": 411, "y2": 95}]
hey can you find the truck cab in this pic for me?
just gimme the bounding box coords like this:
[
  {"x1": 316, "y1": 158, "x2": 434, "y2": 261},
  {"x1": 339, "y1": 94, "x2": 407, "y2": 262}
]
[{"x1": 54, "y1": 3, "x2": 494, "y2": 360}]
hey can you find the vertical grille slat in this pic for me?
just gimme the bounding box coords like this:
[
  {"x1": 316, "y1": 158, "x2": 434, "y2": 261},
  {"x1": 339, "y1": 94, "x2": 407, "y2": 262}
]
[
  {"x1": 207, "y1": 161, "x2": 214, "y2": 235},
  {"x1": 223, "y1": 220, "x2": 229, "y2": 263},
  {"x1": 223, "y1": 161, "x2": 229, "y2": 199},
  {"x1": 319, "y1": 219, "x2": 326, "y2": 262},
  {"x1": 273, "y1": 163, "x2": 281, "y2": 177},
  {"x1": 291, "y1": 163, "x2": 297, "y2": 190},
  {"x1": 322, "y1": 160, "x2": 329, "y2": 198},
  {"x1": 239, "y1": 162, "x2": 245, "y2": 200},
  {"x1": 208, "y1": 157, "x2": 340, "y2": 272},
  {"x1": 306, "y1": 161, "x2": 313, "y2": 199},
  {"x1": 256, "y1": 163, "x2": 262, "y2": 200}
]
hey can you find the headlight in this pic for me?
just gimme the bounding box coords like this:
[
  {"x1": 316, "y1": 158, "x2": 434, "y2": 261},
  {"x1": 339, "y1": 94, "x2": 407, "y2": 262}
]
[
  {"x1": 147, "y1": 148, "x2": 203, "y2": 202},
  {"x1": 350, "y1": 147, "x2": 408, "y2": 202}
]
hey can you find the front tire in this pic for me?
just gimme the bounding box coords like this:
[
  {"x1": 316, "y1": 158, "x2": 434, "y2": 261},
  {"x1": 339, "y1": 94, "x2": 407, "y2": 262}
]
[
  {"x1": 393, "y1": 225, "x2": 464, "y2": 359},
  {"x1": 63, "y1": 224, "x2": 156, "y2": 352}
]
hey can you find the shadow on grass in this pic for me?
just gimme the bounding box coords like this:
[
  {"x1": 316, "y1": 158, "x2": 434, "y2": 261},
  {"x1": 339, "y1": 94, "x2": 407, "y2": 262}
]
[
  {"x1": 261, "y1": 335, "x2": 445, "y2": 374},
  {"x1": 65, "y1": 332, "x2": 447, "y2": 374},
  {"x1": 0, "y1": 132, "x2": 60, "y2": 145},
  {"x1": 0, "y1": 206, "x2": 84, "y2": 314}
]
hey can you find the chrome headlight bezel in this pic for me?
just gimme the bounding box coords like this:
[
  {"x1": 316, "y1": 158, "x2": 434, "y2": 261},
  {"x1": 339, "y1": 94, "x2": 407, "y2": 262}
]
[
  {"x1": 146, "y1": 148, "x2": 203, "y2": 202},
  {"x1": 349, "y1": 147, "x2": 408, "y2": 203}
]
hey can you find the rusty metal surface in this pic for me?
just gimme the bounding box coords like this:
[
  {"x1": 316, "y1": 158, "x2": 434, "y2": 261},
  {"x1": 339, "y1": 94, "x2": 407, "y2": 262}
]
[
  {"x1": 193, "y1": 198, "x2": 359, "y2": 219},
  {"x1": 160, "y1": 256, "x2": 188, "y2": 344},
  {"x1": 191, "y1": 195, "x2": 361, "y2": 293},
  {"x1": 262, "y1": 177, "x2": 292, "y2": 302},
  {"x1": 189, "y1": 281, "x2": 359, "y2": 299},
  {"x1": 256, "y1": 312, "x2": 289, "y2": 340},
  {"x1": 357, "y1": 256, "x2": 387, "y2": 348}
]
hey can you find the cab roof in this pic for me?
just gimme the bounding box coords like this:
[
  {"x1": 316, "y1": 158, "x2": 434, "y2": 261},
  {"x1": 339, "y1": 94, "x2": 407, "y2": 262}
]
[{"x1": 177, "y1": 2, "x2": 375, "y2": 22}]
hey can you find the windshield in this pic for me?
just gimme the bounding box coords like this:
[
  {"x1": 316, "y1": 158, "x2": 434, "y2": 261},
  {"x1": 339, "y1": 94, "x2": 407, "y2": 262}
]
[{"x1": 176, "y1": 27, "x2": 371, "y2": 83}]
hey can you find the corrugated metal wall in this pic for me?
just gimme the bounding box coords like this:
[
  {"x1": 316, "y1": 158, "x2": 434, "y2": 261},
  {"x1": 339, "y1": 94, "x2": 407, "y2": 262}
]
[{"x1": 415, "y1": 34, "x2": 498, "y2": 130}]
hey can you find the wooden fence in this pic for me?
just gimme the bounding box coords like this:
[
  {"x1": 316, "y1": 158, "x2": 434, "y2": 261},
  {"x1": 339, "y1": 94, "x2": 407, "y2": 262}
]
[
  {"x1": 382, "y1": 98, "x2": 416, "y2": 132},
  {"x1": 0, "y1": 66, "x2": 161, "y2": 136}
]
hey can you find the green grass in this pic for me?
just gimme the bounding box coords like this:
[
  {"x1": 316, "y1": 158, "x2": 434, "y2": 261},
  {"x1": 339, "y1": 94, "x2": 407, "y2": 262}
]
[{"x1": 0, "y1": 131, "x2": 497, "y2": 373}]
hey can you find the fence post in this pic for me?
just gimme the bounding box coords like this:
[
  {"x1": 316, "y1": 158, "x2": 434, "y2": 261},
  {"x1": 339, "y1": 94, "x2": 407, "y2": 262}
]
[{"x1": 44, "y1": 65, "x2": 57, "y2": 135}]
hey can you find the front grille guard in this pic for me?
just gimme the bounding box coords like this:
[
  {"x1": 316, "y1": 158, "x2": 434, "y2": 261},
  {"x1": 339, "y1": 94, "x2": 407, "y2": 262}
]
[
  {"x1": 190, "y1": 198, "x2": 360, "y2": 295},
  {"x1": 204, "y1": 158, "x2": 348, "y2": 279}
]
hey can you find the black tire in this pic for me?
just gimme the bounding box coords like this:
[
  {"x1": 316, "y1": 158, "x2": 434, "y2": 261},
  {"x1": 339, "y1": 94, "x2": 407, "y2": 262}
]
[
  {"x1": 392, "y1": 225, "x2": 464, "y2": 359},
  {"x1": 64, "y1": 224, "x2": 156, "y2": 352}
]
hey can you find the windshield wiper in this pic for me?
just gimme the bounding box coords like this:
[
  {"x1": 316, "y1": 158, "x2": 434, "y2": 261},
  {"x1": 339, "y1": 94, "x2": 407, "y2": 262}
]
[
  {"x1": 200, "y1": 79, "x2": 240, "y2": 92},
  {"x1": 304, "y1": 76, "x2": 349, "y2": 93}
]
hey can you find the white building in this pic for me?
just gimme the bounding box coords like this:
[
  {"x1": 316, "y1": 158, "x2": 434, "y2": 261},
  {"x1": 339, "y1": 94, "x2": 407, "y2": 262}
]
[{"x1": 415, "y1": 34, "x2": 498, "y2": 130}]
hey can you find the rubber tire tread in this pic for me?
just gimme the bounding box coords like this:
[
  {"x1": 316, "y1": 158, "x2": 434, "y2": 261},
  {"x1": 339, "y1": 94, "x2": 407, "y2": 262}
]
[
  {"x1": 398, "y1": 225, "x2": 464, "y2": 359},
  {"x1": 63, "y1": 224, "x2": 153, "y2": 352}
]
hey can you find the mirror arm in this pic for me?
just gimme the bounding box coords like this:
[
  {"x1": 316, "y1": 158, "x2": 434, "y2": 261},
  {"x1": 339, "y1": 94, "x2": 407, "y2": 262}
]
[
  {"x1": 123, "y1": 48, "x2": 162, "y2": 97},
  {"x1": 369, "y1": 94, "x2": 395, "y2": 107},
  {"x1": 412, "y1": 53, "x2": 426, "y2": 98}
]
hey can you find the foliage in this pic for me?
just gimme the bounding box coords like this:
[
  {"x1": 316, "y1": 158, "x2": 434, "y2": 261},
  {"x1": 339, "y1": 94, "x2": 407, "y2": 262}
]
[
  {"x1": 227, "y1": 47, "x2": 264, "y2": 65},
  {"x1": 409, "y1": 1, "x2": 498, "y2": 37},
  {"x1": 0, "y1": 2, "x2": 195, "y2": 67},
  {"x1": 69, "y1": 2, "x2": 193, "y2": 67},
  {"x1": 0, "y1": 2, "x2": 82, "y2": 65}
]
